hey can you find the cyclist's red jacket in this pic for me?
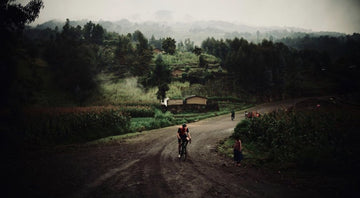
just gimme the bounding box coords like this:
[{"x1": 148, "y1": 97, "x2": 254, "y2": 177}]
[{"x1": 178, "y1": 127, "x2": 189, "y2": 139}]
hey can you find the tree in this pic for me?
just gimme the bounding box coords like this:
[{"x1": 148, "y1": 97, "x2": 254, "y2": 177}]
[
  {"x1": 114, "y1": 31, "x2": 153, "y2": 76},
  {"x1": 162, "y1": 37, "x2": 176, "y2": 55},
  {"x1": 201, "y1": 37, "x2": 229, "y2": 64},
  {"x1": 177, "y1": 40, "x2": 185, "y2": 52},
  {"x1": 45, "y1": 20, "x2": 98, "y2": 102},
  {"x1": 92, "y1": 24, "x2": 104, "y2": 45},
  {"x1": 133, "y1": 30, "x2": 153, "y2": 76},
  {"x1": 114, "y1": 34, "x2": 132, "y2": 75},
  {"x1": 0, "y1": 0, "x2": 44, "y2": 106},
  {"x1": 83, "y1": 21, "x2": 105, "y2": 44},
  {"x1": 0, "y1": 0, "x2": 44, "y2": 33},
  {"x1": 192, "y1": 46, "x2": 202, "y2": 56},
  {"x1": 83, "y1": 21, "x2": 94, "y2": 41},
  {"x1": 61, "y1": 19, "x2": 83, "y2": 42},
  {"x1": 141, "y1": 55, "x2": 171, "y2": 100},
  {"x1": 149, "y1": 35, "x2": 163, "y2": 50},
  {"x1": 133, "y1": 30, "x2": 149, "y2": 54},
  {"x1": 184, "y1": 38, "x2": 194, "y2": 52},
  {"x1": 199, "y1": 55, "x2": 208, "y2": 68}
]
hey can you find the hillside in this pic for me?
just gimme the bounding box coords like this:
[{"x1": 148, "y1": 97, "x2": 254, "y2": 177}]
[{"x1": 33, "y1": 19, "x2": 346, "y2": 45}]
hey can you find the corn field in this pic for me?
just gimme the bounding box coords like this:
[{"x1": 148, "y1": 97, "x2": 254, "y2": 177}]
[{"x1": 2, "y1": 106, "x2": 133, "y2": 145}]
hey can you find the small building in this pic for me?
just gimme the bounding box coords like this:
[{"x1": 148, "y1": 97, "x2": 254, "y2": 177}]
[
  {"x1": 185, "y1": 95, "x2": 207, "y2": 105},
  {"x1": 164, "y1": 95, "x2": 217, "y2": 113},
  {"x1": 172, "y1": 69, "x2": 183, "y2": 78},
  {"x1": 153, "y1": 48, "x2": 162, "y2": 54},
  {"x1": 167, "y1": 99, "x2": 184, "y2": 106}
]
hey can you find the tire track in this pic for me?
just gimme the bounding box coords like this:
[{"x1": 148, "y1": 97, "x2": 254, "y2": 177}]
[{"x1": 71, "y1": 159, "x2": 139, "y2": 198}]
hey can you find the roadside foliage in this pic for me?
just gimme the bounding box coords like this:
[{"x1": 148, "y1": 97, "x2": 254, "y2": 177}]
[
  {"x1": 3, "y1": 106, "x2": 135, "y2": 144},
  {"x1": 233, "y1": 100, "x2": 359, "y2": 171}
]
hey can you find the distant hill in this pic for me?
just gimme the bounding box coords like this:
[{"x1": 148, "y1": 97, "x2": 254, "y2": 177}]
[{"x1": 34, "y1": 19, "x2": 346, "y2": 44}]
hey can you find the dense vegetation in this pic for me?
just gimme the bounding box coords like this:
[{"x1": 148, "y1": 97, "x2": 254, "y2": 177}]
[
  {"x1": 216, "y1": 99, "x2": 360, "y2": 195},
  {"x1": 202, "y1": 35, "x2": 360, "y2": 101},
  {"x1": 7, "y1": 17, "x2": 360, "y2": 107},
  {"x1": 1, "y1": 0, "x2": 359, "y2": 146},
  {"x1": 227, "y1": 98, "x2": 360, "y2": 173}
]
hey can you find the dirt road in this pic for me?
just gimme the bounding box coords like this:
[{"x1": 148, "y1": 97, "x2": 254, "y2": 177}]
[{"x1": 5, "y1": 98, "x2": 323, "y2": 198}]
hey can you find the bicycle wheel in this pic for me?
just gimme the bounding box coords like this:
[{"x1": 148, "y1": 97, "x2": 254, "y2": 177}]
[{"x1": 179, "y1": 141, "x2": 187, "y2": 161}]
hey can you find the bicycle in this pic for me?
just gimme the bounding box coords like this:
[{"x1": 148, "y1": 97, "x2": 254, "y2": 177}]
[{"x1": 179, "y1": 138, "x2": 189, "y2": 161}]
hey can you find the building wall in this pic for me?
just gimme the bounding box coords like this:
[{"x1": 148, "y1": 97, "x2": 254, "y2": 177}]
[
  {"x1": 186, "y1": 97, "x2": 207, "y2": 105},
  {"x1": 167, "y1": 103, "x2": 218, "y2": 113},
  {"x1": 168, "y1": 99, "x2": 183, "y2": 105}
]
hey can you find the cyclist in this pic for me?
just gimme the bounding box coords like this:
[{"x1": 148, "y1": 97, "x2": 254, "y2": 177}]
[{"x1": 177, "y1": 123, "x2": 191, "y2": 158}]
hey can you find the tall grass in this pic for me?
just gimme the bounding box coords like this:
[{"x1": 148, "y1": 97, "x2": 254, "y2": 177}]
[
  {"x1": 161, "y1": 52, "x2": 198, "y2": 66},
  {"x1": 92, "y1": 74, "x2": 159, "y2": 105},
  {"x1": 160, "y1": 52, "x2": 220, "y2": 66},
  {"x1": 167, "y1": 81, "x2": 190, "y2": 98}
]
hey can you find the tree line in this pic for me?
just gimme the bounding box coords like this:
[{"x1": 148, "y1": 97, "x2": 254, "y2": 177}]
[
  {"x1": 201, "y1": 34, "x2": 360, "y2": 101},
  {"x1": 38, "y1": 22, "x2": 177, "y2": 103},
  {"x1": 0, "y1": 0, "x2": 179, "y2": 106},
  {"x1": 1, "y1": 0, "x2": 359, "y2": 108}
]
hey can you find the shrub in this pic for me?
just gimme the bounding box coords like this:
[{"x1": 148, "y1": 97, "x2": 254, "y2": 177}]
[
  {"x1": 232, "y1": 119, "x2": 251, "y2": 140},
  {"x1": 120, "y1": 105, "x2": 154, "y2": 117},
  {"x1": 152, "y1": 108, "x2": 174, "y2": 128},
  {"x1": 232, "y1": 109, "x2": 359, "y2": 171},
  {"x1": 130, "y1": 109, "x2": 176, "y2": 132}
]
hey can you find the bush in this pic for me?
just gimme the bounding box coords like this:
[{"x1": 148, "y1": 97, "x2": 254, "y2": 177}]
[
  {"x1": 232, "y1": 109, "x2": 360, "y2": 171},
  {"x1": 120, "y1": 105, "x2": 154, "y2": 117},
  {"x1": 151, "y1": 109, "x2": 174, "y2": 128},
  {"x1": 232, "y1": 119, "x2": 251, "y2": 139},
  {"x1": 130, "y1": 109, "x2": 176, "y2": 132}
]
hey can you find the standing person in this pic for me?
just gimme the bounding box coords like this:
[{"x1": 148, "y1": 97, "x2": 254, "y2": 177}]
[
  {"x1": 231, "y1": 110, "x2": 235, "y2": 121},
  {"x1": 177, "y1": 123, "x2": 191, "y2": 158},
  {"x1": 233, "y1": 137, "x2": 243, "y2": 166}
]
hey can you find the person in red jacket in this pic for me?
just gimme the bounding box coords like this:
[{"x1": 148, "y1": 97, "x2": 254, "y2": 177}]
[
  {"x1": 233, "y1": 137, "x2": 243, "y2": 166},
  {"x1": 177, "y1": 123, "x2": 191, "y2": 158}
]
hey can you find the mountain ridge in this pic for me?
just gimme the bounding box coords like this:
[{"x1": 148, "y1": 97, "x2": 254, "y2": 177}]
[{"x1": 33, "y1": 19, "x2": 346, "y2": 44}]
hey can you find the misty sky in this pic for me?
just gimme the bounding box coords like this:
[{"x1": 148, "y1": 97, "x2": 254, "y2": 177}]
[{"x1": 20, "y1": 0, "x2": 360, "y2": 33}]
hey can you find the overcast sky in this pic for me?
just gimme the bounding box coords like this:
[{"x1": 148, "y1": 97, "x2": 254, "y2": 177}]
[{"x1": 20, "y1": 0, "x2": 360, "y2": 34}]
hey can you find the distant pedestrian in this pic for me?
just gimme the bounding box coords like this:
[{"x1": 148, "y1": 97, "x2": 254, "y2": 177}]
[
  {"x1": 231, "y1": 110, "x2": 235, "y2": 121},
  {"x1": 233, "y1": 137, "x2": 243, "y2": 166}
]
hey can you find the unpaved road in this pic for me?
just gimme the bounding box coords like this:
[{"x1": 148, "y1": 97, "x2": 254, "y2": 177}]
[{"x1": 4, "y1": 99, "x2": 329, "y2": 197}]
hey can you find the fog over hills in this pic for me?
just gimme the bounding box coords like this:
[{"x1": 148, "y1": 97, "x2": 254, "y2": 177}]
[{"x1": 34, "y1": 19, "x2": 346, "y2": 44}]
